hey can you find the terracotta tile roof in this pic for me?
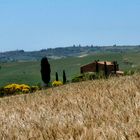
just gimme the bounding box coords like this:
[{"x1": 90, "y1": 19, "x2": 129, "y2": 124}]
[
  {"x1": 81, "y1": 61, "x2": 115, "y2": 67},
  {"x1": 98, "y1": 61, "x2": 113, "y2": 65}
]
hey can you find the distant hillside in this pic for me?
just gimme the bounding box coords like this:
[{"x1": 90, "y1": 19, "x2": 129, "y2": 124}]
[{"x1": 0, "y1": 45, "x2": 140, "y2": 62}]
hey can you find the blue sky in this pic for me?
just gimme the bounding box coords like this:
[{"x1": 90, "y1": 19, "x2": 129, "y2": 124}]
[{"x1": 0, "y1": 0, "x2": 140, "y2": 51}]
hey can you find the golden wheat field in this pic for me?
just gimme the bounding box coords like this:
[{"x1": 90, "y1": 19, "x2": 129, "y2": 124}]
[{"x1": 0, "y1": 75, "x2": 140, "y2": 140}]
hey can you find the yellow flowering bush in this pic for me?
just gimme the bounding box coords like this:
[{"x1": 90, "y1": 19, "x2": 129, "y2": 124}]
[
  {"x1": 52, "y1": 81, "x2": 63, "y2": 87},
  {"x1": 20, "y1": 84, "x2": 30, "y2": 92},
  {"x1": 4, "y1": 83, "x2": 30, "y2": 94},
  {"x1": 0, "y1": 84, "x2": 40, "y2": 97},
  {"x1": 30, "y1": 86, "x2": 39, "y2": 92}
]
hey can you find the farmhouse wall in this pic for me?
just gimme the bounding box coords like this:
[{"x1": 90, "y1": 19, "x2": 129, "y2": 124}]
[
  {"x1": 81, "y1": 61, "x2": 119, "y2": 74},
  {"x1": 81, "y1": 63, "x2": 96, "y2": 73}
]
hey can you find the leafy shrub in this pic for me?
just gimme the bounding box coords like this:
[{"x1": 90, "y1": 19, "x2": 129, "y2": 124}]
[
  {"x1": 84, "y1": 72, "x2": 96, "y2": 80},
  {"x1": 124, "y1": 70, "x2": 135, "y2": 76},
  {"x1": 52, "y1": 81, "x2": 63, "y2": 87},
  {"x1": 72, "y1": 72, "x2": 106, "y2": 83},
  {"x1": 71, "y1": 74, "x2": 84, "y2": 83},
  {"x1": 95, "y1": 71, "x2": 106, "y2": 79}
]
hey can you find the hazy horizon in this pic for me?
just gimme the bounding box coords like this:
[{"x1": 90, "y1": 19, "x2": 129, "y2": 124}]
[{"x1": 0, "y1": 0, "x2": 140, "y2": 52}]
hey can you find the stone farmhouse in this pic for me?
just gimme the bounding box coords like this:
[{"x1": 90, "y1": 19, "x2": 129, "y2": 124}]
[{"x1": 80, "y1": 61, "x2": 124, "y2": 76}]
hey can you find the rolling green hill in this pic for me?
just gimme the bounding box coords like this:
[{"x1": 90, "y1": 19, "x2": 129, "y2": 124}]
[{"x1": 0, "y1": 50, "x2": 140, "y2": 87}]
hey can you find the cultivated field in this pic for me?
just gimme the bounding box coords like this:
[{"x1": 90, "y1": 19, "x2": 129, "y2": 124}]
[{"x1": 0, "y1": 74, "x2": 140, "y2": 139}]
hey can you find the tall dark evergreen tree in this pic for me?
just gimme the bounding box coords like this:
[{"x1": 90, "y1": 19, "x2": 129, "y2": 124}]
[
  {"x1": 95, "y1": 60, "x2": 99, "y2": 73},
  {"x1": 41, "y1": 57, "x2": 51, "y2": 85},
  {"x1": 63, "y1": 70, "x2": 66, "y2": 84},
  {"x1": 104, "y1": 61, "x2": 108, "y2": 78},
  {"x1": 55, "y1": 72, "x2": 59, "y2": 81}
]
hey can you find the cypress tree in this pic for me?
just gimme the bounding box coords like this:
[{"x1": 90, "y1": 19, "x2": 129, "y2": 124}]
[
  {"x1": 40, "y1": 57, "x2": 51, "y2": 85},
  {"x1": 63, "y1": 70, "x2": 66, "y2": 84},
  {"x1": 113, "y1": 61, "x2": 117, "y2": 74},
  {"x1": 95, "y1": 60, "x2": 99, "y2": 73},
  {"x1": 56, "y1": 72, "x2": 59, "y2": 81},
  {"x1": 104, "y1": 61, "x2": 108, "y2": 78}
]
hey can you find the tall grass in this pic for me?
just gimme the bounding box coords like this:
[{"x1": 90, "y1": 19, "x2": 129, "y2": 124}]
[{"x1": 0, "y1": 74, "x2": 140, "y2": 139}]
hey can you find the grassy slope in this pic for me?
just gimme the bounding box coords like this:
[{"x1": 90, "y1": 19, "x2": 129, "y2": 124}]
[
  {"x1": 0, "y1": 51, "x2": 140, "y2": 86},
  {"x1": 0, "y1": 74, "x2": 140, "y2": 139}
]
